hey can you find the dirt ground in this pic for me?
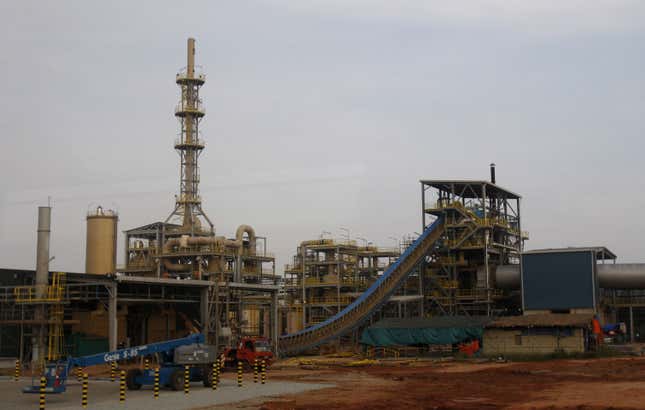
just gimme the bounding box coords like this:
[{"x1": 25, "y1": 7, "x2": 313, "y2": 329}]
[{"x1": 207, "y1": 355, "x2": 645, "y2": 410}]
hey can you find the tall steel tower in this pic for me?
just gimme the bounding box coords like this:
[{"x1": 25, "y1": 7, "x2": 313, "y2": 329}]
[{"x1": 166, "y1": 38, "x2": 214, "y2": 234}]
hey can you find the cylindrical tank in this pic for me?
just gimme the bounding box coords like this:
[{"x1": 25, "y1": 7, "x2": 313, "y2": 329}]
[{"x1": 85, "y1": 206, "x2": 118, "y2": 274}]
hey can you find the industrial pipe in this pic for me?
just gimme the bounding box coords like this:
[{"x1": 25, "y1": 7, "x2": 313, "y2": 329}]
[
  {"x1": 494, "y1": 264, "x2": 645, "y2": 290},
  {"x1": 161, "y1": 224, "x2": 257, "y2": 272}
]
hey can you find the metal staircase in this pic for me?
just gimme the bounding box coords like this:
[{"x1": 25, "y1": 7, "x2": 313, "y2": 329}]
[{"x1": 278, "y1": 217, "x2": 445, "y2": 355}]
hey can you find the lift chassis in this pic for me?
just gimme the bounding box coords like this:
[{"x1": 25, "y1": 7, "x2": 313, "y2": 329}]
[{"x1": 24, "y1": 333, "x2": 217, "y2": 394}]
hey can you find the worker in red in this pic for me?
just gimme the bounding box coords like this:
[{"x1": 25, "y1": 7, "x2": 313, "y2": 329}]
[
  {"x1": 592, "y1": 315, "x2": 603, "y2": 350},
  {"x1": 458, "y1": 339, "x2": 481, "y2": 356}
]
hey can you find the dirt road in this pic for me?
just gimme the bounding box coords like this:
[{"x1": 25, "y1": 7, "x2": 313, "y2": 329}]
[{"x1": 209, "y1": 356, "x2": 645, "y2": 410}]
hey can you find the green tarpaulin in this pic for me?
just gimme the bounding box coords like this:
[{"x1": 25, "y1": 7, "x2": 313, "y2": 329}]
[{"x1": 360, "y1": 316, "x2": 491, "y2": 347}]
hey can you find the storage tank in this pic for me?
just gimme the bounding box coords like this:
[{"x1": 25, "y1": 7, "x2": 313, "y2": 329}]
[{"x1": 85, "y1": 206, "x2": 118, "y2": 274}]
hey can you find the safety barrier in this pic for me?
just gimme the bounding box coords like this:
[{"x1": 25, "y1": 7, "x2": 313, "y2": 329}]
[
  {"x1": 14, "y1": 359, "x2": 19, "y2": 381},
  {"x1": 184, "y1": 365, "x2": 190, "y2": 395},
  {"x1": 261, "y1": 359, "x2": 267, "y2": 384},
  {"x1": 119, "y1": 370, "x2": 126, "y2": 402},
  {"x1": 81, "y1": 373, "x2": 88, "y2": 408},
  {"x1": 154, "y1": 368, "x2": 160, "y2": 399}
]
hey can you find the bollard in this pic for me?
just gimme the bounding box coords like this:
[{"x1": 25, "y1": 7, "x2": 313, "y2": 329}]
[
  {"x1": 237, "y1": 361, "x2": 243, "y2": 387},
  {"x1": 184, "y1": 365, "x2": 190, "y2": 395},
  {"x1": 77, "y1": 367, "x2": 84, "y2": 382},
  {"x1": 111, "y1": 361, "x2": 116, "y2": 382},
  {"x1": 253, "y1": 359, "x2": 258, "y2": 383},
  {"x1": 39, "y1": 376, "x2": 46, "y2": 410},
  {"x1": 14, "y1": 359, "x2": 20, "y2": 381},
  {"x1": 153, "y1": 368, "x2": 159, "y2": 399},
  {"x1": 81, "y1": 373, "x2": 88, "y2": 408},
  {"x1": 144, "y1": 358, "x2": 149, "y2": 371},
  {"x1": 119, "y1": 370, "x2": 126, "y2": 403},
  {"x1": 216, "y1": 358, "x2": 222, "y2": 385},
  {"x1": 211, "y1": 361, "x2": 217, "y2": 390},
  {"x1": 261, "y1": 359, "x2": 266, "y2": 385}
]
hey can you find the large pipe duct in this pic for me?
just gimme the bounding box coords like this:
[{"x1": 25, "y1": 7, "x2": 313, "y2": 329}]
[
  {"x1": 161, "y1": 224, "x2": 257, "y2": 272},
  {"x1": 597, "y1": 264, "x2": 645, "y2": 289},
  {"x1": 494, "y1": 264, "x2": 645, "y2": 290}
]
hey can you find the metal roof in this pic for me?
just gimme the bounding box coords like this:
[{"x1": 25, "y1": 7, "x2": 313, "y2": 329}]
[
  {"x1": 523, "y1": 247, "x2": 616, "y2": 260},
  {"x1": 486, "y1": 313, "x2": 594, "y2": 328},
  {"x1": 123, "y1": 221, "x2": 181, "y2": 234},
  {"x1": 420, "y1": 180, "x2": 521, "y2": 199}
]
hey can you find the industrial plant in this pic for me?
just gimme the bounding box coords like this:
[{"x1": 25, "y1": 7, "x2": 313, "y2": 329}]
[{"x1": 2, "y1": 37, "x2": 645, "y2": 409}]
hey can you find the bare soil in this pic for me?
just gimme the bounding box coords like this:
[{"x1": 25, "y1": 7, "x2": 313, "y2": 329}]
[{"x1": 209, "y1": 356, "x2": 645, "y2": 410}]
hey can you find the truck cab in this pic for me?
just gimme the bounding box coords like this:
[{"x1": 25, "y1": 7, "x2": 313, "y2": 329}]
[{"x1": 222, "y1": 337, "x2": 274, "y2": 368}]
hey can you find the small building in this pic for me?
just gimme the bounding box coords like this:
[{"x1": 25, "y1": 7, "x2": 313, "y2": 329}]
[{"x1": 483, "y1": 313, "x2": 593, "y2": 356}]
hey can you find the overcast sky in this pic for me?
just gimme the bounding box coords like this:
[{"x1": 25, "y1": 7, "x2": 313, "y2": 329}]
[{"x1": 1, "y1": 1, "x2": 644, "y2": 274}]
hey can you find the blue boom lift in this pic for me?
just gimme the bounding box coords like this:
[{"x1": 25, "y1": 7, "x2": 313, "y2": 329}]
[{"x1": 24, "y1": 333, "x2": 218, "y2": 393}]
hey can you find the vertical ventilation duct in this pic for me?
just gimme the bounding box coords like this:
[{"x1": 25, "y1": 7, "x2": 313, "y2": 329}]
[{"x1": 490, "y1": 163, "x2": 496, "y2": 184}]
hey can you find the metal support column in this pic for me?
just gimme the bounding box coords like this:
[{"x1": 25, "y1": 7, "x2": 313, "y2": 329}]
[
  {"x1": 272, "y1": 290, "x2": 279, "y2": 358},
  {"x1": 108, "y1": 284, "x2": 118, "y2": 351},
  {"x1": 200, "y1": 287, "x2": 209, "y2": 335},
  {"x1": 630, "y1": 306, "x2": 635, "y2": 343}
]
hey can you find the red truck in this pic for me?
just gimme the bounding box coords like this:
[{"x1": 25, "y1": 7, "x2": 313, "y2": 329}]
[{"x1": 221, "y1": 337, "x2": 274, "y2": 369}]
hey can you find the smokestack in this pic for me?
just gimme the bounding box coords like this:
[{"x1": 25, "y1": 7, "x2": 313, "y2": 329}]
[
  {"x1": 35, "y1": 206, "x2": 51, "y2": 296},
  {"x1": 490, "y1": 163, "x2": 496, "y2": 184}
]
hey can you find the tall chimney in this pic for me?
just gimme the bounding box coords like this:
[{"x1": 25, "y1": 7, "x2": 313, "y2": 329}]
[
  {"x1": 33, "y1": 205, "x2": 51, "y2": 367},
  {"x1": 490, "y1": 163, "x2": 496, "y2": 184},
  {"x1": 35, "y1": 206, "x2": 51, "y2": 296}
]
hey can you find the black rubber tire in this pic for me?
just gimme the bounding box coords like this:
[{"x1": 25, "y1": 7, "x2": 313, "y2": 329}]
[
  {"x1": 202, "y1": 365, "x2": 213, "y2": 387},
  {"x1": 126, "y1": 369, "x2": 142, "y2": 390},
  {"x1": 170, "y1": 369, "x2": 184, "y2": 391}
]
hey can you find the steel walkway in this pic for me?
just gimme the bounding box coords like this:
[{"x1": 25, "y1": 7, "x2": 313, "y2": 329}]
[{"x1": 278, "y1": 217, "x2": 445, "y2": 355}]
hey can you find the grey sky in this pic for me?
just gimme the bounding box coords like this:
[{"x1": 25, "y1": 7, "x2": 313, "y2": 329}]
[{"x1": 1, "y1": 1, "x2": 644, "y2": 273}]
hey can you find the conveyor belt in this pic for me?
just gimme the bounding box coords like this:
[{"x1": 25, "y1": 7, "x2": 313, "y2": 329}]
[{"x1": 278, "y1": 217, "x2": 444, "y2": 355}]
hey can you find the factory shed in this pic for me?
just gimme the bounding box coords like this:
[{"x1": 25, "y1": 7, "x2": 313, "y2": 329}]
[
  {"x1": 483, "y1": 313, "x2": 593, "y2": 356},
  {"x1": 360, "y1": 316, "x2": 491, "y2": 347}
]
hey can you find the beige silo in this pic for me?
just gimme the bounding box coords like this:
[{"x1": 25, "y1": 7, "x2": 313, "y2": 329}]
[{"x1": 85, "y1": 206, "x2": 118, "y2": 274}]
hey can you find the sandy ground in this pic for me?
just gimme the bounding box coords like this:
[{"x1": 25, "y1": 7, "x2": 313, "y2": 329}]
[
  {"x1": 0, "y1": 372, "x2": 332, "y2": 410},
  {"x1": 4, "y1": 356, "x2": 645, "y2": 409},
  {"x1": 202, "y1": 356, "x2": 645, "y2": 410}
]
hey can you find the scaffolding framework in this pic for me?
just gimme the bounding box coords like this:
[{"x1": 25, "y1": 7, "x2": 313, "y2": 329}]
[
  {"x1": 421, "y1": 180, "x2": 527, "y2": 316},
  {"x1": 283, "y1": 239, "x2": 399, "y2": 333}
]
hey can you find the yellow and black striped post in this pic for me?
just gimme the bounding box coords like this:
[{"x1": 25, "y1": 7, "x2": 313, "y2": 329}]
[
  {"x1": 253, "y1": 359, "x2": 258, "y2": 383},
  {"x1": 76, "y1": 367, "x2": 84, "y2": 382},
  {"x1": 144, "y1": 358, "x2": 149, "y2": 371},
  {"x1": 81, "y1": 372, "x2": 88, "y2": 408},
  {"x1": 237, "y1": 361, "x2": 243, "y2": 387},
  {"x1": 119, "y1": 370, "x2": 126, "y2": 403},
  {"x1": 216, "y1": 358, "x2": 222, "y2": 385},
  {"x1": 14, "y1": 359, "x2": 20, "y2": 381},
  {"x1": 153, "y1": 368, "x2": 159, "y2": 399},
  {"x1": 110, "y1": 361, "x2": 116, "y2": 382},
  {"x1": 211, "y1": 362, "x2": 217, "y2": 390},
  {"x1": 183, "y1": 365, "x2": 190, "y2": 395},
  {"x1": 261, "y1": 359, "x2": 266, "y2": 385},
  {"x1": 39, "y1": 376, "x2": 46, "y2": 410}
]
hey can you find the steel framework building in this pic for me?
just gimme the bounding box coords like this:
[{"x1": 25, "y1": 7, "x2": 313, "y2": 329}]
[
  {"x1": 420, "y1": 168, "x2": 528, "y2": 316},
  {"x1": 283, "y1": 239, "x2": 399, "y2": 334}
]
